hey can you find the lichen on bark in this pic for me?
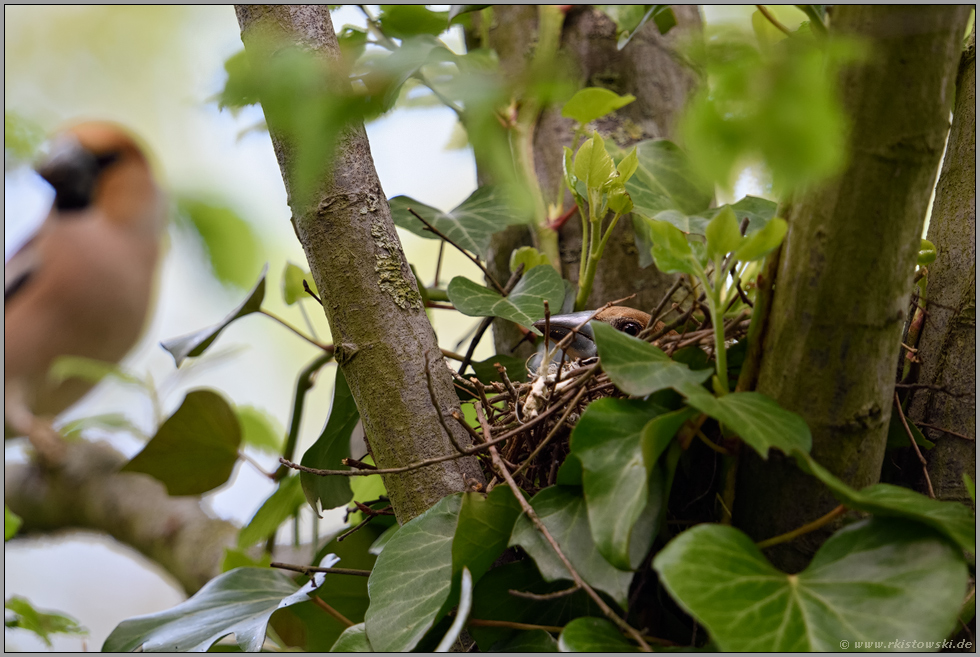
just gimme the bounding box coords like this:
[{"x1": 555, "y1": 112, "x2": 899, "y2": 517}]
[{"x1": 371, "y1": 221, "x2": 422, "y2": 311}]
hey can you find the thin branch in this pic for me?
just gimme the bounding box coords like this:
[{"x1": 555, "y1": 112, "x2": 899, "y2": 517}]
[
  {"x1": 641, "y1": 277, "x2": 684, "y2": 335},
  {"x1": 458, "y1": 264, "x2": 525, "y2": 375},
  {"x1": 480, "y1": 405, "x2": 652, "y2": 652},
  {"x1": 261, "y1": 309, "x2": 334, "y2": 352},
  {"x1": 425, "y1": 352, "x2": 469, "y2": 453},
  {"x1": 433, "y1": 240, "x2": 446, "y2": 287},
  {"x1": 274, "y1": 352, "x2": 335, "y2": 481},
  {"x1": 312, "y1": 596, "x2": 355, "y2": 628},
  {"x1": 756, "y1": 505, "x2": 846, "y2": 549},
  {"x1": 408, "y1": 207, "x2": 505, "y2": 294},
  {"x1": 755, "y1": 4, "x2": 793, "y2": 35},
  {"x1": 271, "y1": 562, "x2": 372, "y2": 577},
  {"x1": 239, "y1": 451, "x2": 276, "y2": 480},
  {"x1": 508, "y1": 584, "x2": 580, "y2": 601},
  {"x1": 895, "y1": 392, "x2": 936, "y2": 498},
  {"x1": 303, "y1": 279, "x2": 322, "y2": 305},
  {"x1": 510, "y1": 386, "x2": 588, "y2": 479},
  {"x1": 915, "y1": 422, "x2": 974, "y2": 441},
  {"x1": 894, "y1": 382, "x2": 969, "y2": 397}
]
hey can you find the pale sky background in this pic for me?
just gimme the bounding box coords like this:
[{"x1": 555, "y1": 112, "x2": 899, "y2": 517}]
[{"x1": 3, "y1": 5, "x2": 777, "y2": 651}]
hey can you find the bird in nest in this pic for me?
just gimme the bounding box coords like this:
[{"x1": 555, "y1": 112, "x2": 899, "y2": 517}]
[{"x1": 4, "y1": 121, "x2": 165, "y2": 463}]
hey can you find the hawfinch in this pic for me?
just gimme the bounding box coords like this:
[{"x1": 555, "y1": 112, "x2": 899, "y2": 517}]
[
  {"x1": 533, "y1": 306, "x2": 669, "y2": 361},
  {"x1": 4, "y1": 121, "x2": 164, "y2": 460}
]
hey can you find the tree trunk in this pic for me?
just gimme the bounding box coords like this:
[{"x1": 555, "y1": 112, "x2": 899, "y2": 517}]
[
  {"x1": 908, "y1": 27, "x2": 976, "y2": 504},
  {"x1": 735, "y1": 5, "x2": 971, "y2": 571},
  {"x1": 235, "y1": 5, "x2": 484, "y2": 523},
  {"x1": 481, "y1": 5, "x2": 701, "y2": 358}
]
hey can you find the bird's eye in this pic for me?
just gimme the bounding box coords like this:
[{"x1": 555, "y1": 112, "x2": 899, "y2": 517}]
[{"x1": 622, "y1": 321, "x2": 641, "y2": 336}]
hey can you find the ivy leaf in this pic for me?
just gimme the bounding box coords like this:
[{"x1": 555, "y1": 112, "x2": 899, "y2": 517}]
[
  {"x1": 635, "y1": 216, "x2": 700, "y2": 277},
  {"x1": 573, "y1": 132, "x2": 617, "y2": 191},
  {"x1": 301, "y1": 367, "x2": 359, "y2": 513},
  {"x1": 122, "y1": 390, "x2": 241, "y2": 496},
  {"x1": 176, "y1": 197, "x2": 263, "y2": 290},
  {"x1": 653, "y1": 519, "x2": 968, "y2": 651},
  {"x1": 448, "y1": 5, "x2": 490, "y2": 26},
  {"x1": 795, "y1": 452, "x2": 975, "y2": 555},
  {"x1": 102, "y1": 568, "x2": 323, "y2": 652},
  {"x1": 47, "y1": 355, "x2": 144, "y2": 389},
  {"x1": 561, "y1": 87, "x2": 636, "y2": 126},
  {"x1": 448, "y1": 264, "x2": 565, "y2": 334},
  {"x1": 453, "y1": 487, "x2": 522, "y2": 583},
  {"x1": 597, "y1": 5, "x2": 677, "y2": 49},
  {"x1": 5, "y1": 505, "x2": 22, "y2": 541},
  {"x1": 510, "y1": 486, "x2": 634, "y2": 608},
  {"x1": 677, "y1": 383, "x2": 812, "y2": 459},
  {"x1": 558, "y1": 617, "x2": 638, "y2": 652},
  {"x1": 626, "y1": 140, "x2": 712, "y2": 218},
  {"x1": 237, "y1": 405, "x2": 285, "y2": 454},
  {"x1": 221, "y1": 548, "x2": 271, "y2": 573},
  {"x1": 378, "y1": 5, "x2": 449, "y2": 39},
  {"x1": 734, "y1": 217, "x2": 787, "y2": 261},
  {"x1": 509, "y1": 246, "x2": 551, "y2": 274},
  {"x1": 162, "y1": 265, "x2": 267, "y2": 367},
  {"x1": 281, "y1": 262, "x2": 318, "y2": 305},
  {"x1": 330, "y1": 623, "x2": 373, "y2": 652},
  {"x1": 705, "y1": 206, "x2": 744, "y2": 261},
  {"x1": 569, "y1": 398, "x2": 668, "y2": 570},
  {"x1": 237, "y1": 475, "x2": 306, "y2": 549},
  {"x1": 493, "y1": 628, "x2": 559, "y2": 651},
  {"x1": 389, "y1": 186, "x2": 524, "y2": 257},
  {"x1": 885, "y1": 410, "x2": 933, "y2": 450},
  {"x1": 593, "y1": 320, "x2": 712, "y2": 395},
  {"x1": 364, "y1": 494, "x2": 461, "y2": 652},
  {"x1": 4, "y1": 597, "x2": 86, "y2": 648}
]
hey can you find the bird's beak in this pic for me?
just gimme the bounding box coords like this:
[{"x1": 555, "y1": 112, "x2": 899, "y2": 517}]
[{"x1": 533, "y1": 310, "x2": 598, "y2": 360}]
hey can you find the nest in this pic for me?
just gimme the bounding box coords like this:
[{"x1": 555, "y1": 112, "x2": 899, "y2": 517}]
[{"x1": 450, "y1": 312, "x2": 753, "y2": 497}]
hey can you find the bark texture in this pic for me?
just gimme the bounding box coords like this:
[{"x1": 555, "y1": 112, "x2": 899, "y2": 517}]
[
  {"x1": 734, "y1": 5, "x2": 972, "y2": 571},
  {"x1": 909, "y1": 27, "x2": 976, "y2": 503},
  {"x1": 5, "y1": 440, "x2": 237, "y2": 595},
  {"x1": 482, "y1": 6, "x2": 701, "y2": 358},
  {"x1": 235, "y1": 5, "x2": 483, "y2": 522}
]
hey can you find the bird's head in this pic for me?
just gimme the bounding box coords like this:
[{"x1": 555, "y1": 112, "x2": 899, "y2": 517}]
[
  {"x1": 37, "y1": 121, "x2": 163, "y2": 233},
  {"x1": 532, "y1": 306, "x2": 651, "y2": 360}
]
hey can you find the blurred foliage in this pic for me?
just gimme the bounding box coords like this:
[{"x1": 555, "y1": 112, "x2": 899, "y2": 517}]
[
  {"x1": 175, "y1": 197, "x2": 263, "y2": 290},
  {"x1": 4, "y1": 111, "x2": 45, "y2": 169},
  {"x1": 680, "y1": 26, "x2": 863, "y2": 192},
  {"x1": 4, "y1": 596, "x2": 86, "y2": 648}
]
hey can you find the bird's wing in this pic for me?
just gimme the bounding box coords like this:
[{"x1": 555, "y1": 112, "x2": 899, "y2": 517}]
[{"x1": 4, "y1": 233, "x2": 43, "y2": 302}]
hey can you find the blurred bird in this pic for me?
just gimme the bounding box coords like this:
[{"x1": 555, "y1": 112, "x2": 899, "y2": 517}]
[
  {"x1": 4, "y1": 121, "x2": 165, "y2": 461},
  {"x1": 533, "y1": 306, "x2": 671, "y2": 361}
]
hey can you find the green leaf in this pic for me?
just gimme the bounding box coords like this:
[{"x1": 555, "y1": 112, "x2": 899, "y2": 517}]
[
  {"x1": 965, "y1": 474, "x2": 976, "y2": 506},
  {"x1": 301, "y1": 367, "x2": 359, "y2": 513},
  {"x1": 509, "y1": 246, "x2": 552, "y2": 274},
  {"x1": 616, "y1": 146, "x2": 639, "y2": 184},
  {"x1": 448, "y1": 264, "x2": 565, "y2": 334},
  {"x1": 606, "y1": 185, "x2": 633, "y2": 215},
  {"x1": 237, "y1": 475, "x2": 306, "y2": 549},
  {"x1": 161, "y1": 265, "x2": 267, "y2": 367},
  {"x1": 176, "y1": 198, "x2": 263, "y2": 289},
  {"x1": 494, "y1": 628, "x2": 559, "y2": 651},
  {"x1": 236, "y1": 405, "x2": 285, "y2": 454},
  {"x1": 281, "y1": 262, "x2": 318, "y2": 305},
  {"x1": 729, "y1": 195, "x2": 778, "y2": 232},
  {"x1": 59, "y1": 413, "x2": 147, "y2": 441},
  {"x1": 510, "y1": 486, "x2": 634, "y2": 608},
  {"x1": 705, "y1": 206, "x2": 743, "y2": 261},
  {"x1": 47, "y1": 355, "x2": 144, "y2": 389},
  {"x1": 597, "y1": 5, "x2": 676, "y2": 49},
  {"x1": 4, "y1": 111, "x2": 45, "y2": 164},
  {"x1": 917, "y1": 238, "x2": 937, "y2": 266},
  {"x1": 365, "y1": 494, "x2": 461, "y2": 652},
  {"x1": 470, "y1": 355, "x2": 530, "y2": 386},
  {"x1": 337, "y1": 25, "x2": 368, "y2": 65},
  {"x1": 558, "y1": 617, "x2": 638, "y2": 652},
  {"x1": 653, "y1": 519, "x2": 968, "y2": 651},
  {"x1": 651, "y1": 5, "x2": 678, "y2": 35},
  {"x1": 469, "y1": 560, "x2": 598, "y2": 650},
  {"x1": 636, "y1": 216, "x2": 700, "y2": 276},
  {"x1": 221, "y1": 548, "x2": 271, "y2": 573},
  {"x1": 677, "y1": 383, "x2": 812, "y2": 459},
  {"x1": 627, "y1": 140, "x2": 713, "y2": 217},
  {"x1": 5, "y1": 505, "x2": 22, "y2": 541},
  {"x1": 795, "y1": 452, "x2": 976, "y2": 555},
  {"x1": 435, "y1": 566, "x2": 473, "y2": 651},
  {"x1": 448, "y1": 5, "x2": 490, "y2": 26},
  {"x1": 594, "y1": 320, "x2": 712, "y2": 395},
  {"x1": 453, "y1": 487, "x2": 522, "y2": 583},
  {"x1": 378, "y1": 5, "x2": 449, "y2": 39},
  {"x1": 570, "y1": 398, "x2": 669, "y2": 570},
  {"x1": 122, "y1": 390, "x2": 241, "y2": 496},
  {"x1": 733, "y1": 217, "x2": 787, "y2": 262},
  {"x1": 5, "y1": 597, "x2": 86, "y2": 647},
  {"x1": 885, "y1": 410, "x2": 933, "y2": 450},
  {"x1": 389, "y1": 186, "x2": 525, "y2": 257},
  {"x1": 330, "y1": 623, "x2": 373, "y2": 652},
  {"x1": 573, "y1": 132, "x2": 618, "y2": 192},
  {"x1": 102, "y1": 567, "x2": 322, "y2": 652},
  {"x1": 561, "y1": 87, "x2": 636, "y2": 126}
]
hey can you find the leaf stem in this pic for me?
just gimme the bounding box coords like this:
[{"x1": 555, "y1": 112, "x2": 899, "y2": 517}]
[{"x1": 755, "y1": 504, "x2": 846, "y2": 549}]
